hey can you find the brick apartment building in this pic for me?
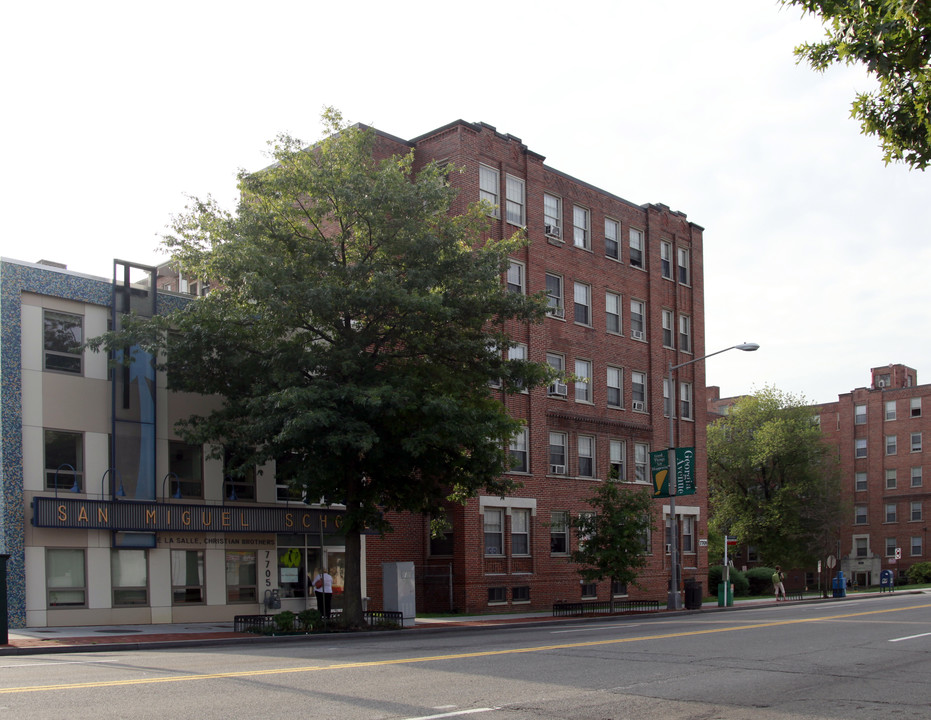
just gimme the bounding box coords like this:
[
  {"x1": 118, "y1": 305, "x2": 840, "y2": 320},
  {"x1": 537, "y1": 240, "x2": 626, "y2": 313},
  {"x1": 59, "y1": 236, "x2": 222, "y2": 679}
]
[
  {"x1": 709, "y1": 364, "x2": 931, "y2": 589},
  {"x1": 363, "y1": 120, "x2": 710, "y2": 613}
]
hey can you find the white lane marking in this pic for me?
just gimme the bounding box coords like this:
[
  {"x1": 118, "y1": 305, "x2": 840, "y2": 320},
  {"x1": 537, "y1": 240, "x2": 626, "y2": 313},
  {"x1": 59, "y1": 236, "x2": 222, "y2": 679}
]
[
  {"x1": 402, "y1": 709, "x2": 498, "y2": 720},
  {"x1": 889, "y1": 632, "x2": 931, "y2": 642},
  {"x1": 0, "y1": 659, "x2": 120, "y2": 669}
]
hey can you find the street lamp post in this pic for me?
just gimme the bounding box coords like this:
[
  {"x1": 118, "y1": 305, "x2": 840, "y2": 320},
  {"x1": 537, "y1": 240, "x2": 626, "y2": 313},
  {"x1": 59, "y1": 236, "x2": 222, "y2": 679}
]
[{"x1": 666, "y1": 342, "x2": 759, "y2": 610}]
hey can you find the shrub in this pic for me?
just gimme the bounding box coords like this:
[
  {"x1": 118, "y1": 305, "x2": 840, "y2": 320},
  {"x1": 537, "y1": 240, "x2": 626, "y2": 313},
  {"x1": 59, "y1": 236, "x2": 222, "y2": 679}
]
[
  {"x1": 297, "y1": 609, "x2": 323, "y2": 632},
  {"x1": 907, "y1": 561, "x2": 931, "y2": 584},
  {"x1": 707, "y1": 566, "x2": 749, "y2": 596},
  {"x1": 746, "y1": 566, "x2": 777, "y2": 596},
  {"x1": 272, "y1": 611, "x2": 296, "y2": 633}
]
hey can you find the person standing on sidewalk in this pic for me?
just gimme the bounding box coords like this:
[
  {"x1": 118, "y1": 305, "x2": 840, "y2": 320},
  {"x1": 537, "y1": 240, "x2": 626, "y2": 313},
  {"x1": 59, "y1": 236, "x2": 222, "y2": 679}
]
[
  {"x1": 772, "y1": 565, "x2": 787, "y2": 601},
  {"x1": 312, "y1": 568, "x2": 333, "y2": 618}
]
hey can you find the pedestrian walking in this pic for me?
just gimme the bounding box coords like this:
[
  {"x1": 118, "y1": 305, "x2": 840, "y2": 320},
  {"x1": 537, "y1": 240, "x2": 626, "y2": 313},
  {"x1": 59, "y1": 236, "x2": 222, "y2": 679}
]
[{"x1": 772, "y1": 565, "x2": 787, "y2": 601}]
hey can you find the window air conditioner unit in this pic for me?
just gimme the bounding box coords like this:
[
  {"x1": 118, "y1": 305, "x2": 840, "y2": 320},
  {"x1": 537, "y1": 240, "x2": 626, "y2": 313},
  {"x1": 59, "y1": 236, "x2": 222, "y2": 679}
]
[
  {"x1": 545, "y1": 224, "x2": 561, "y2": 238},
  {"x1": 549, "y1": 306, "x2": 565, "y2": 318},
  {"x1": 551, "y1": 464, "x2": 566, "y2": 474},
  {"x1": 665, "y1": 544, "x2": 672, "y2": 553},
  {"x1": 633, "y1": 401, "x2": 645, "y2": 411},
  {"x1": 631, "y1": 330, "x2": 644, "y2": 341},
  {"x1": 549, "y1": 382, "x2": 568, "y2": 397}
]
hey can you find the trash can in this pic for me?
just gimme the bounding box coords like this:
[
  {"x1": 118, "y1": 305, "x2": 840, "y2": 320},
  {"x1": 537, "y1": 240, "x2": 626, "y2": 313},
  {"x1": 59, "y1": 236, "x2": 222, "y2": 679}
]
[
  {"x1": 717, "y1": 582, "x2": 734, "y2": 607},
  {"x1": 832, "y1": 571, "x2": 847, "y2": 598},
  {"x1": 684, "y1": 580, "x2": 703, "y2": 610}
]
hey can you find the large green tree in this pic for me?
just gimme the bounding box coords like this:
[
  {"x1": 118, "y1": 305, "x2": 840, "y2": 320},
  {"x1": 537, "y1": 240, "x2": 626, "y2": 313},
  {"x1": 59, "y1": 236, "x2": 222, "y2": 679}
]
[
  {"x1": 783, "y1": 0, "x2": 931, "y2": 169},
  {"x1": 707, "y1": 386, "x2": 844, "y2": 569},
  {"x1": 570, "y1": 482, "x2": 654, "y2": 596},
  {"x1": 91, "y1": 109, "x2": 553, "y2": 625}
]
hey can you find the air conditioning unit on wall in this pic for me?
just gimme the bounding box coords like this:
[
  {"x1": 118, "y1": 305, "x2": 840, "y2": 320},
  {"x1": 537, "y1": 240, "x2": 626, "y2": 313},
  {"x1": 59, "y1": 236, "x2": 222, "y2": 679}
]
[
  {"x1": 550, "y1": 464, "x2": 566, "y2": 474},
  {"x1": 633, "y1": 401, "x2": 645, "y2": 412},
  {"x1": 549, "y1": 382, "x2": 568, "y2": 397},
  {"x1": 545, "y1": 225, "x2": 561, "y2": 238}
]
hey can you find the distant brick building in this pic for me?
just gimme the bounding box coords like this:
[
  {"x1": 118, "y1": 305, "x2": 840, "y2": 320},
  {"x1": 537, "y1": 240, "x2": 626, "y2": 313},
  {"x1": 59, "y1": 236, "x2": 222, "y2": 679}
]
[
  {"x1": 709, "y1": 364, "x2": 930, "y2": 589},
  {"x1": 364, "y1": 120, "x2": 709, "y2": 613}
]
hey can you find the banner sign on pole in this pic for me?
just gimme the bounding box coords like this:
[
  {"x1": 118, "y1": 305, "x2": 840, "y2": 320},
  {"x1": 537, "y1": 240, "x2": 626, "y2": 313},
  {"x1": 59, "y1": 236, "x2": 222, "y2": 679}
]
[
  {"x1": 651, "y1": 447, "x2": 697, "y2": 497},
  {"x1": 650, "y1": 450, "x2": 670, "y2": 497}
]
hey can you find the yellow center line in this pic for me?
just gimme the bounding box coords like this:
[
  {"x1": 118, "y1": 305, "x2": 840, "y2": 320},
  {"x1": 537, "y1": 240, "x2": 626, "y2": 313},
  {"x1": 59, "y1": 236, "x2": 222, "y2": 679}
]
[{"x1": 3, "y1": 602, "x2": 929, "y2": 695}]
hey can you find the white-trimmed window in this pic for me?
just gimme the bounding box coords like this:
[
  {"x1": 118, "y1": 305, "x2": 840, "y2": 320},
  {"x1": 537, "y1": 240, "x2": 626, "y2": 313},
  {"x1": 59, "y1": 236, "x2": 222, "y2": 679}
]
[
  {"x1": 506, "y1": 175, "x2": 525, "y2": 225},
  {"x1": 508, "y1": 343, "x2": 528, "y2": 392},
  {"x1": 912, "y1": 432, "x2": 922, "y2": 452},
  {"x1": 886, "y1": 469, "x2": 897, "y2": 489},
  {"x1": 855, "y1": 505, "x2": 868, "y2": 524},
  {"x1": 681, "y1": 516, "x2": 695, "y2": 553},
  {"x1": 886, "y1": 503, "x2": 897, "y2": 523},
  {"x1": 112, "y1": 549, "x2": 149, "y2": 607},
  {"x1": 550, "y1": 511, "x2": 569, "y2": 554},
  {"x1": 45, "y1": 429, "x2": 84, "y2": 492},
  {"x1": 226, "y1": 550, "x2": 257, "y2": 603},
  {"x1": 855, "y1": 438, "x2": 867, "y2": 458},
  {"x1": 855, "y1": 404, "x2": 867, "y2": 424},
  {"x1": 511, "y1": 508, "x2": 530, "y2": 555},
  {"x1": 629, "y1": 228, "x2": 644, "y2": 268},
  {"x1": 679, "y1": 315, "x2": 692, "y2": 353},
  {"x1": 47, "y1": 548, "x2": 86, "y2": 608},
  {"x1": 479, "y1": 164, "x2": 499, "y2": 215},
  {"x1": 575, "y1": 359, "x2": 592, "y2": 403},
  {"x1": 605, "y1": 218, "x2": 620, "y2": 259},
  {"x1": 606, "y1": 291, "x2": 622, "y2": 334},
  {"x1": 912, "y1": 397, "x2": 922, "y2": 417},
  {"x1": 44, "y1": 310, "x2": 84, "y2": 374},
  {"x1": 680, "y1": 381, "x2": 693, "y2": 420},
  {"x1": 507, "y1": 260, "x2": 525, "y2": 294},
  {"x1": 171, "y1": 549, "x2": 205, "y2": 604},
  {"x1": 607, "y1": 366, "x2": 623, "y2": 408},
  {"x1": 549, "y1": 432, "x2": 567, "y2": 474},
  {"x1": 662, "y1": 309, "x2": 674, "y2": 347},
  {"x1": 574, "y1": 282, "x2": 592, "y2": 325},
  {"x1": 855, "y1": 472, "x2": 867, "y2": 491},
  {"x1": 630, "y1": 299, "x2": 645, "y2": 339},
  {"x1": 578, "y1": 436, "x2": 595, "y2": 477},
  {"x1": 610, "y1": 439, "x2": 626, "y2": 481},
  {"x1": 632, "y1": 371, "x2": 647, "y2": 412},
  {"x1": 885, "y1": 400, "x2": 896, "y2": 420},
  {"x1": 573, "y1": 206, "x2": 590, "y2": 249},
  {"x1": 912, "y1": 536, "x2": 923, "y2": 556},
  {"x1": 886, "y1": 434, "x2": 897, "y2": 455},
  {"x1": 509, "y1": 427, "x2": 529, "y2": 473},
  {"x1": 663, "y1": 377, "x2": 673, "y2": 418},
  {"x1": 886, "y1": 537, "x2": 897, "y2": 557},
  {"x1": 484, "y1": 508, "x2": 504, "y2": 555},
  {"x1": 912, "y1": 467, "x2": 923, "y2": 487},
  {"x1": 660, "y1": 241, "x2": 672, "y2": 279},
  {"x1": 544, "y1": 193, "x2": 562, "y2": 237},
  {"x1": 547, "y1": 353, "x2": 566, "y2": 397},
  {"x1": 634, "y1": 442, "x2": 649, "y2": 483},
  {"x1": 546, "y1": 273, "x2": 564, "y2": 317},
  {"x1": 677, "y1": 246, "x2": 691, "y2": 285},
  {"x1": 911, "y1": 501, "x2": 922, "y2": 521},
  {"x1": 855, "y1": 536, "x2": 869, "y2": 557}
]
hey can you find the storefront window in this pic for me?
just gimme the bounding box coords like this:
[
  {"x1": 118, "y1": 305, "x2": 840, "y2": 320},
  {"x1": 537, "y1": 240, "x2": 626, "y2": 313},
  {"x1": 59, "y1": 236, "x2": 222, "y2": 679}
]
[
  {"x1": 171, "y1": 549, "x2": 205, "y2": 604},
  {"x1": 226, "y1": 550, "x2": 257, "y2": 603},
  {"x1": 111, "y1": 549, "x2": 148, "y2": 606},
  {"x1": 47, "y1": 548, "x2": 86, "y2": 607}
]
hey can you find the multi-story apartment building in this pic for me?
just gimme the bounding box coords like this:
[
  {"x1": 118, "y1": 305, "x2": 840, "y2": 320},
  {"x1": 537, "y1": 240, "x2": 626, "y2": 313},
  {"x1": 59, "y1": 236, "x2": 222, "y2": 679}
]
[
  {"x1": 708, "y1": 364, "x2": 930, "y2": 589},
  {"x1": 817, "y1": 364, "x2": 930, "y2": 587},
  {"x1": 2, "y1": 119, "x2": 709, "y2": 626},
  {"x1": 364, "y1": 120, "x2": 710, "y2": 613}
]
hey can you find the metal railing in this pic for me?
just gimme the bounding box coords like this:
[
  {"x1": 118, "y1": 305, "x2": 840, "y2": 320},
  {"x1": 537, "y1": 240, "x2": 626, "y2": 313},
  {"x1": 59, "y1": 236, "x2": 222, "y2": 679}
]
[
  {"x1": 234, "y1": 609, "x2": 404, "y2": 633},
  {"x1": 552, "y1": 599, "x2": 661, "y2": 617}
]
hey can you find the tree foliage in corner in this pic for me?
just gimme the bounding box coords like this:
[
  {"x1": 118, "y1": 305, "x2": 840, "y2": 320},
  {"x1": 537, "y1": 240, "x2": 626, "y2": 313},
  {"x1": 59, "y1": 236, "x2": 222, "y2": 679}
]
[
  {"x1": 570, "y1": 482, "x2": 654, "y2": 592},
  {"x1": 89, "y1": 109, "x2": 554, "y2": 625},
  {"x1": 783, "y1": 0, "x2": 931, "y2": 169},
  {"x1": 707, "y1": 386, "x2": 844, "y2": 569}
]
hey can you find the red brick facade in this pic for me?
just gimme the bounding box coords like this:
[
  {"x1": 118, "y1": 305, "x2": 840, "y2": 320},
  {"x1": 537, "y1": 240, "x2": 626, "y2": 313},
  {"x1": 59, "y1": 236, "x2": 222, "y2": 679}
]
[
  {"x1": 816, "y1": 364, "x2": 930, "y2": 586},
  {"x1": 365, "y1": 121, "x2": 709, "y2": 613}
]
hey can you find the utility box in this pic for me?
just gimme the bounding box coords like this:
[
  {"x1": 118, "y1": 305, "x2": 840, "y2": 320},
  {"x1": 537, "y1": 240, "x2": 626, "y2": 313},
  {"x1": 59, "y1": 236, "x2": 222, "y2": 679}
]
[
  {"x1": 382, "y1": 561, "x2": 416, "y2": 627},
  {"x1": 717, "y1": 582, "x2": 733, "y2": 607}
]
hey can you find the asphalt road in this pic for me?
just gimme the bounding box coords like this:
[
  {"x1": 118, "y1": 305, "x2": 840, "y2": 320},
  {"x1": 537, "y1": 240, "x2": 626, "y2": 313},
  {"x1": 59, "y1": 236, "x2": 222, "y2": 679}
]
[{"x1": 1, "y1": 594, "x2": 929, "y2": 720}]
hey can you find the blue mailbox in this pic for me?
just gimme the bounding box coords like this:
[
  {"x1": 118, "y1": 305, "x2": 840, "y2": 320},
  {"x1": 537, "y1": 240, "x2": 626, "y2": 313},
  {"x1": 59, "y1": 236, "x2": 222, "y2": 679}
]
[{"x1": 880, "y1": 569, "x2": 894, "y2": 593}]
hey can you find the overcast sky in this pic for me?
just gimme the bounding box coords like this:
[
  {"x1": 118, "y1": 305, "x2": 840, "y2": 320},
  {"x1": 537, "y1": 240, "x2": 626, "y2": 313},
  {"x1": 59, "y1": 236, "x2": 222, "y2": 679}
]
[{"x1": 3, "y1": 0, "x2": 929, "y2": 405}]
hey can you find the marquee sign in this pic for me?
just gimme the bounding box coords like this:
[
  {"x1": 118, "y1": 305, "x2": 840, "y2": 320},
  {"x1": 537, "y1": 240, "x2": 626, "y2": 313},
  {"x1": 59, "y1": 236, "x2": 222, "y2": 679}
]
[{"x1": 32, "y1": 497, "x2": 347, "y2": 534}]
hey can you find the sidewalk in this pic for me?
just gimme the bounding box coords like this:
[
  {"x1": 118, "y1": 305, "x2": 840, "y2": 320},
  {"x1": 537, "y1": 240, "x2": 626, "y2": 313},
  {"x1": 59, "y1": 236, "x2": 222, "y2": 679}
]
[{"x1": 0, "y1": 590, "x2": 913, "y2": 656}]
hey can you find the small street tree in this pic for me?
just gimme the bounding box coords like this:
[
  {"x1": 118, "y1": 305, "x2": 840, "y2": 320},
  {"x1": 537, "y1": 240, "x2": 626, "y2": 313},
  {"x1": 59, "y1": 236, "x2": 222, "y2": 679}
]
[
  {"x1": 89, "y1": 109, "x2": 553, "y2": 626},
  {"x1": 570, "y1": 482, "x2": 654, "y2": 600},
  {"x1": 707, "y1": 386, "x2": 844, "y2": 570},
  {"x1": 783, "y1": 0, "x2": 931, "y2": 169}
]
